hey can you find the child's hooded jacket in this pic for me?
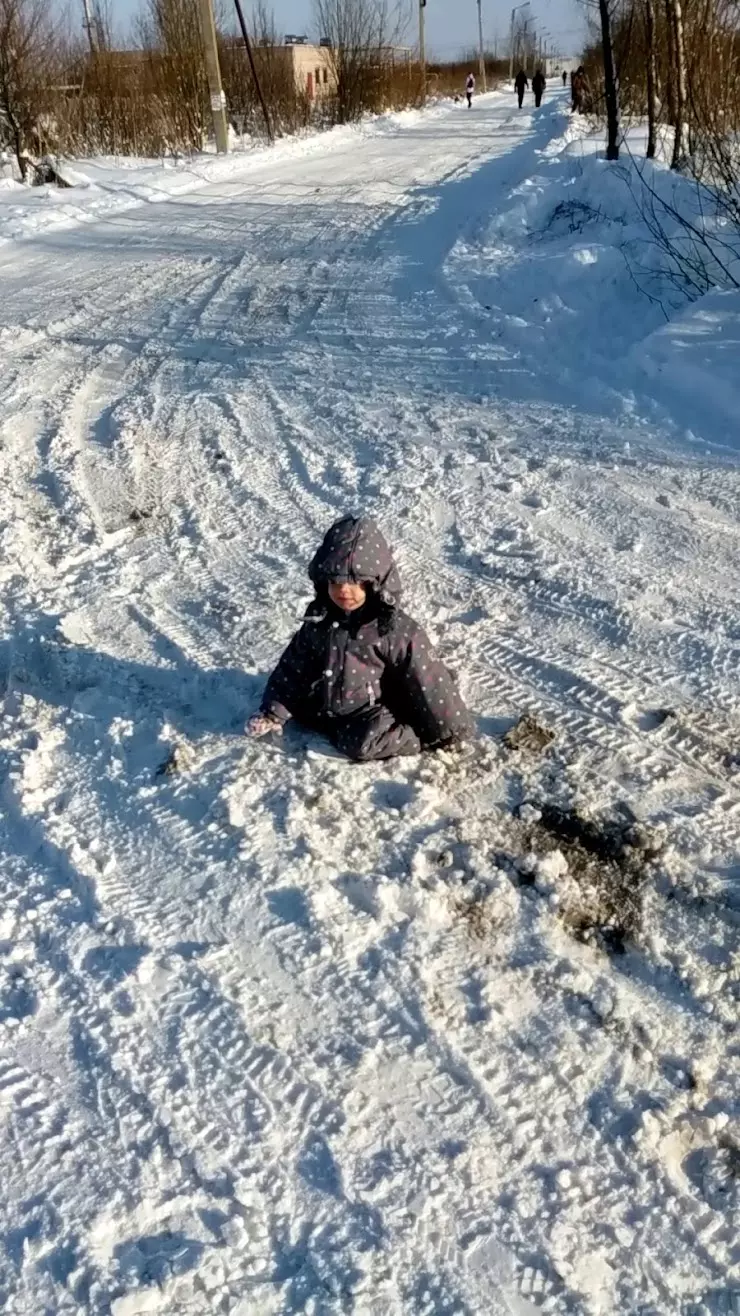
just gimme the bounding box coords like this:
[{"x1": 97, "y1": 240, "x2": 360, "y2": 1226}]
[{"x1": 260, "y1": 516, "x2": 471, "y2": 752}]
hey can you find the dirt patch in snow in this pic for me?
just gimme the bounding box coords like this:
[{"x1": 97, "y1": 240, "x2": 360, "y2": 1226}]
[
  {"x1": 503, "y1": 713, "x2": 556, "y2": 755},
  {"x1": 508, "y1": 804, "x2": 666, "y2": 954}
]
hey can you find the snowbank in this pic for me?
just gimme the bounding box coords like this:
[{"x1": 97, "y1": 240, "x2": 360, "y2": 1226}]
[
  {"x1": 636, "y1": 287, "x2": 740, "y2": 451},
  {"x1": 0, "y1": 95, "x2": 482, "y2": 248},
  {"x1": 444, "y1": 111, "x2": 740, "y2": 450}
]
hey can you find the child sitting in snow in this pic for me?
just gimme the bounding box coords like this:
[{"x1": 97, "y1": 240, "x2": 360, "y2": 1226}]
[{"x1": 247, "y1": 516, "x2": 472, "y2": 762}]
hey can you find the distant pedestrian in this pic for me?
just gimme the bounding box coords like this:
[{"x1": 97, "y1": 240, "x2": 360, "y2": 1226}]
[
  {"x1": 532, "y1": 69, "x2": 546, "y2": 107},
  {"x1": 466, "y1": 72, "x2": 475, "y2": 108},
  {"x1": 562, "y1": 69, "x2": 567, "y2": 87},
  {"x1": 514, "y1": 69, "x2": 529, "y2": 108},
  {"x1": 571, "y1": 66, "x2": 586, "y2": 113}
]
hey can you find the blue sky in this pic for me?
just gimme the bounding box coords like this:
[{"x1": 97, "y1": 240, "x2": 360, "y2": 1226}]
[{"x1": 86, "y1": 0, "x2": 585, "y2": 61}]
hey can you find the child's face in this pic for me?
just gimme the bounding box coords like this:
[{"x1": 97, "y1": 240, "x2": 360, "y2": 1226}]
[{"x1": 328, "y1": 581, "x2": 367, "y2": 612}]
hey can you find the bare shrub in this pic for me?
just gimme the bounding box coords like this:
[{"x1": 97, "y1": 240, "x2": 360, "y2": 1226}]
[
  {"x1": 137, "y1": 0, "x2": 208, "y2": 150},
  {"x1": 219, "y1": 4, "x2": 310, "y2": 138},
  {"x1": 313, "y1": 0, "x2": 410, "y2": 123},
  {"x1": 0, "y1": 0, "x2": 59, "y2": 179},
  {"x1": 427, "y1": 56, "x2": 509, "y2": 99},
  {"x1": 578, "y1": 0, "x2": 740, "y2": 299},
  {"x1": 51, "y1": 0, "x2": 211, "y2": 158},
  {"x1": 685, "y1": 0, "x2": 740, "y2": 229},
  {"x1": 51, "y1": 50, "x2": 198, "y2": 157}
]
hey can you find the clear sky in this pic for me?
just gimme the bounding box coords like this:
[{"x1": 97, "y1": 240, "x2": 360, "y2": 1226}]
[{"x1": 79, "y1": 0, "x2": 585, "y2": 61}]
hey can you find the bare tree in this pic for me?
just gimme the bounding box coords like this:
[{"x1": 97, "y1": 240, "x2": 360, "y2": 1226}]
[
  {"x1": 597, "y1": 0, "x2": 740, "y2": 295},
  {"x1": 684, "y1": 0, "x2": 740, "y2": 225},
  {"x1": 92, "y1": 0, "x2": 114, "y2": 51},
  {"x1": 581, "y1": 0, "x2": 622, "y2": 157},
  {"x1": 598, "y1": 0, "x2": 621, "y2": 157},
  {"x1": 313, "y1": 0, "x2": 409, "y2": 122},
  {"x1": 138, "y1": 0, "x2": 207, "y2": 149},
  {"x1": 0, "y1": 0, "x2": 57, "y2": 180},
  {"x1": 220, "y1": 2, "x2": 308, "y2": 137},
  {"x1": 641, "y1": 0, "x2": 658, "y2": 157},
  {"x1": 578, "y1": 0, "x2": 740, "y2": 274},
  {"x1": 665, "y1": 0, "x2": 690, "y2": 166},
  {"x1": 509, "y1": 11, "x2": 531, "y2": 73}
]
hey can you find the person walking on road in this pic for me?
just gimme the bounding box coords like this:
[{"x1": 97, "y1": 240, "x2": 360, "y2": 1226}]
[
  {"x1": 514, "y1": 69, "x2": 529, "y2": 108},
  {"x1": 532, "y1": 69, "x2": 546, "y2": 107},
  {"x1": 465, "y1": 72, "x2": 475, "y2": 108},
  {"x1": 562, "y1": 69, "x2": 568, "y2": 86}
]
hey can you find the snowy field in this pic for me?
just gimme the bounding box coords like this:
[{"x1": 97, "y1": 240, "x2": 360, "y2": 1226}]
[{"x1": 0, "y1": 88, "x2": 739, "y2": 1315}]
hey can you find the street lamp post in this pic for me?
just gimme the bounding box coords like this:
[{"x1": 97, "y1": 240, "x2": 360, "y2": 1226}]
[
  {"x1": 508, "y1": 2, "x2": 529, "y2": 80},
  {"x1": 538, "y1": 29, "x2": 553, "y2": 70},
  {"x1": 477, "y1": 0, "x2": 487, "y2": 92}
]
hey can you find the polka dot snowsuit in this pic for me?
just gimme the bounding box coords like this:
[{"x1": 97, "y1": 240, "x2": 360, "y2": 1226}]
[{"x1": 260, "y1": 516, "x2": 472, "y2": 762}]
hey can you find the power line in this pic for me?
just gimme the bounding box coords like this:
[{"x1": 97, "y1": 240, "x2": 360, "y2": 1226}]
[{"x1": 232, "y1": 0, "x2": 273, "y2": 143}]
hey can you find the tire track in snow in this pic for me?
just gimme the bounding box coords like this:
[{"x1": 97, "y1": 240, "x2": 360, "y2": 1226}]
[
  {"x1": 2, "y1": 98, "x2": 739, "y2": 1315},
  {"x1": 475, "y1": 631, "x2": 740, "y2": 796}
]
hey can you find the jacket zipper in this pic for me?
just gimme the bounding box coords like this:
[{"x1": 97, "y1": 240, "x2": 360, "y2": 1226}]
[
  {"x1": 348, "y1": 521, "x2": 362, "y2": 582},
  {"x1": 333, "y1": 622, "x2": 348, "y2": 712}
]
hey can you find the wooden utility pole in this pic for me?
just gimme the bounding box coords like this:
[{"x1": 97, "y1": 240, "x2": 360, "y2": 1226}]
[
  {"x1": 81, "y1": 0, "x2": 98, "y2": 55},
  {"x1": 419, "y1": 0, "x2": 426, "y2": 104},
  {"x1": 477, "y1": 0, "x2": 487, "y2": 91},
  {"x1": 197, "y1": 0, "x2": 229, "y2": 154}
]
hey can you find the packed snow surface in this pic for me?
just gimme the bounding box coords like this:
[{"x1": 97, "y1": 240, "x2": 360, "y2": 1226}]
[{"x1": 0, "y1": 89, "x2": 738, "y2": 1315}]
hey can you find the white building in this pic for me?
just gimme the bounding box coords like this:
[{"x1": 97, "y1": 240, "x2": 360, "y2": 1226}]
[
  {"x1": 545, "y1": 56, "x2": 580, "y2": 78},
  {"x1": 281, "y1": 37, "x2": 335, "y2": 100}
]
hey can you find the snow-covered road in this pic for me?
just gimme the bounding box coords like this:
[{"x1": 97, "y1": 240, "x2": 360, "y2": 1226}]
[{"x1": 1, "y1": 91, "x2": 739, "y2": 1315}]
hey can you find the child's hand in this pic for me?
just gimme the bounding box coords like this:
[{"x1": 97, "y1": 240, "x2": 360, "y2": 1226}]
[{"x1": 246, "y1": 713, "x2": 284, "y2": 739}]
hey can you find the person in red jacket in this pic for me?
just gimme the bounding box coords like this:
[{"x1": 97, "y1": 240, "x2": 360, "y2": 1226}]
[{"x1": 247, "y1": 516, "x2": 472, "y2": 761}]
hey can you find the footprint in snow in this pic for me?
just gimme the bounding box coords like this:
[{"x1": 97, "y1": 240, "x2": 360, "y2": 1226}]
[
  {"x1": 623, "y1": 704, "x2": 675, "y2": 733},
  {"x1": 453, "y1": 605, "x2": 488, "y2": 625},
  {"x1": 522, "y1": 491, "x2": 548, "y2": 511}
]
